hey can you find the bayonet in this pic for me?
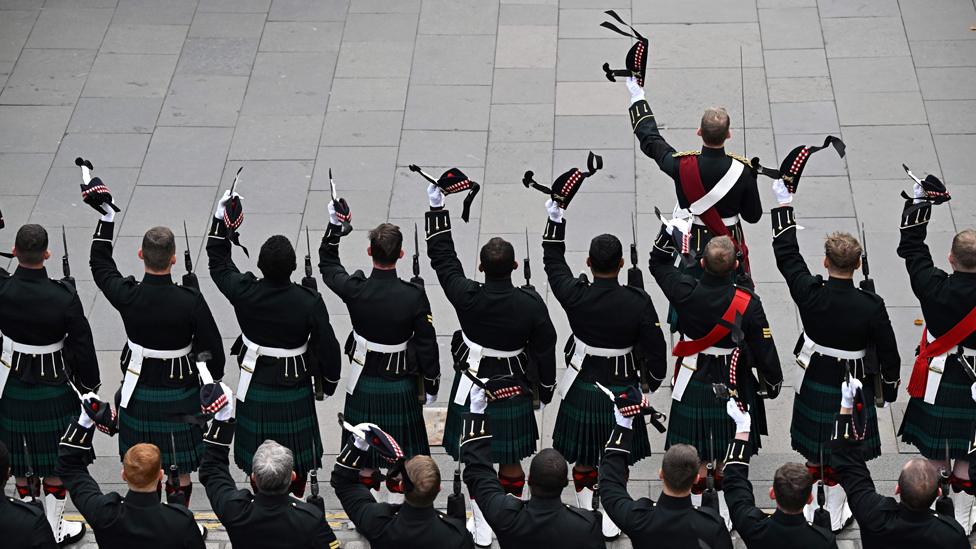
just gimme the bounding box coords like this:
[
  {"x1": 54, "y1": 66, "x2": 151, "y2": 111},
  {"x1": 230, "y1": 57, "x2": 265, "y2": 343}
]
[
  {"x1": 903, "y1": 163, "x2": 923, "y2": 186},
  {"x1": 446, "y1": 434, "x2": 465, "y2": 520},
  {"x1": 228, "y1": 166, "x2": 243, "y2": 198},
  {"x1": 301, "y1": 227, "x2": 317, "y2": 290},
  {"x1": 183, "y1": 221, "x2": 192, "y2": 275},
  {"x1": 23, "y1": 436, "x2": 39, "y2": 501},
  {"x1": 61, "y1": 225, "x2": 73, "y2": 287},
  {"x1": 306, "y1": 434, "x2": 324, "y2": 512},
  {"x1": 522, "y1": 228, "x2": 533, "y2": 290},
  {"x1": 739, "y1": 45, "x2": 747, "y2": 157},
  {"x1": 167, "y1": 432, "x2": 182, "y2": 505},
  {"x1": 411, "y1": 223, "x2": 423, "y2": 286}
]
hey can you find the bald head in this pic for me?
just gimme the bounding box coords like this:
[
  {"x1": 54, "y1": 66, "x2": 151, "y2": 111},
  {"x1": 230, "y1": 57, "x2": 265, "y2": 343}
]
[
  {"x1": 702, "y1": 236, "x2": 737, "y2": 277},
  {"x1": 950, "y1": 229, "x2": 976, "y2": 272},
  {"x1": 700, "y1": 107, "x2": 731, "y2": 147},
  {"x1": 898, "y1": 458, "x2": 938, "y2": 511}
]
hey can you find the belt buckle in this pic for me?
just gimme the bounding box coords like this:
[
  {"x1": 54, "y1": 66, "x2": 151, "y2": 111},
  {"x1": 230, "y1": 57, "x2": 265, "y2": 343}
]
[
  {"x1": 352, "y1": 354, "x2": 366, "y2": 367},
  {"x1": 795, "y1": 357, "x2": 808, "y2": 370},
  {"x1": 126, "y1": 367, "x2": 140, "y2": 375},
  {"x1": 241, "y1": 362, "x2": 255, "y2": 374},
  {"x1": 680, "y1": 359, "x2": 697, "y2": 371},
  {"x1": 928, "y1": 362, "x2": 944, "y2": 374}
]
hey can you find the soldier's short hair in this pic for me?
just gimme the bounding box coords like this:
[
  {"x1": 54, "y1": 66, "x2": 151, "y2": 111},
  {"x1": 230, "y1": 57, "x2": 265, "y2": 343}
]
[
  {"x1": 0, "y1": 440, "x2": 9, "y2": 485},
  {"x1": 403, "y1": 455, "x2": 440, "y2": 507},
  {"x1": 824, "y1": 232, "x2": 862, "y2": 273},
  {"x1": 141, "y1": 226, "x2": 176, "y2": 272},
  {"x1": 589, "y1": 233, "x2": 623, "y2": 274},
  {"x1": 528, "y1": 448, "x2": 569, "y2": 498},
  {"x1": 898, "y1": 458, "x2": 938, "y2": 511},
  {"x1": 480, "y1": 237, "x2": 516, "y2": 277},
  {"x1": 123, "y1": 443, "x2": 162, "y2": 490},
  {"x1": 369, "y1": 223, "x2": 403, "y2": 265},
  {"x1": 257, "y1": 235, "x2": 297, "y2": 282},
  {"x1": 702, "y1": 236, "x2": 737, "y2": 276},
  {"x1": 951, "y1": 229, "x2": 976, "y2": 270},
  {"x1": 14, "y1": 224, "x2": 48, "y2": 265},
  {"x1": 661, "y1": 444, "x2": 699, "y2": 492},
  {"x1": 700, "y1": 107, "x2": 730, "y2": 147},
  {"x1": 772, "y1": 463, "x2": 812, "y2": 513},
  {"x1": 252, "y1": 440, "x2": 294, "y2": 496}
]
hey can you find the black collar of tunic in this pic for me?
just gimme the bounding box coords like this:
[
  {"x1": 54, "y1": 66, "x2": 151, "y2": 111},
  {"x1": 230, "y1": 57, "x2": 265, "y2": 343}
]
[
  {"x1": 13, "y1": 265, "x2": 48, "y2": 279},
  {"x1": 825, "y1": 277, "x2": 855, "y2": 289},
  {"x1": 701, "y1": 147, "x2": 726, "y2": 158},
  {"x1": 526, "y1": 495, "x2": 565, "y2": 509},
  {"x1": 124, "y1": 490, "x2": 162, "y2": 508},
  {"x1": 484, "y1": 276, "x2": 514, "y2": 291},
  {"x1": 141, "y1": 273, "x2": 173, "y2": 285},
  {"x1": 397, "y1": 502, "x2": 439, "y2": 519},
  {"x1": 899, "y1": 506, "x2": 937, "y2": 523},
  {"x1": 953, "y1": 271, "x2": 976, "y2": 280},
  {"x1": 253, "y1": 492, "x2": 292, "y2": 507},
  {"x1": 700, "y1": 272, "x2": 730, "y2": 287},
  {"x1": 656, "y1": 493, "x2": 693, "y2": 510},
  {"x1": 369, "y1": 268, "x2": 398, "y2": 280},
  {"x1": 592, "y1": 277, "x2": 620, "y2": 288},
  {"x1": 771, "y1": 509, "x2": 807, "y2": 525}
]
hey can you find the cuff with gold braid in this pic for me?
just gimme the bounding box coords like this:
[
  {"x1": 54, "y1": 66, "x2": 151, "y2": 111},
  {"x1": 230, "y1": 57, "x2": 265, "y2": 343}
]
[
  {"x1": 604, "y1": 424, "x2": 634, "y2": 455},
  {"x1": 324, "y1": 223, "x2": 343, "y2": 245},
  {"x1": 208, "y1": 217, "x2": 228, "y2": 239},
  {"x1": 335, "y1": 442, "x2": 369, "y2": 472},
  {"x1": 724, "y1": 439, "x2": 750, "y2": 467},
  {"x1": 423, "y1": 374, "x2": 440, "y2": 397},
  {"x1": 629, "y1": 99, "x2": 654, "y2": 132},
  {"x1": 425, "y1": 209, "x2": 451, "y2": 239},
  {"x1": 203, "y1": 419, "x2": 236, "y2": 447},
  {"x1": 771, "y1": 206, "x2": 797, "y2": 239},
  {"x1": 60, "y1": 421, "x2": 96, "y2": 452},
  {"x1": 460, "y1": 413, "x2": 491, "y2": 447},
  {"x1": 542, "y1": 218, "x2": 566, "y2": 244},
  {"x1": 900, "y1": 199, "x2": 931, "y2": 229}
]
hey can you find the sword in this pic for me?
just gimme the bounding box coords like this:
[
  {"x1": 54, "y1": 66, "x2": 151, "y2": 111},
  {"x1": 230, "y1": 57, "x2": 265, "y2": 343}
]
[{"x1": 329, "y1": 169, "x2": 353, "y2": 237}]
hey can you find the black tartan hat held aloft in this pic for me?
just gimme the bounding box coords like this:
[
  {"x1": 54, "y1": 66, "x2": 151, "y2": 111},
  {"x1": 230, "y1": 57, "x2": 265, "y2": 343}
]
[
  {"x1": 902, "y1": 163, "x2": 951, "y2": 205},
  {"x1": 76, "y1": 157, "x2": 122, "y2": 214},
  {"x1": 778, "y1": 136, "x2": 846, "y2": 193},
  {"x1": 600, "y1": 10, "x2": 649, "y2": 86},
  {"x1": 408, "y1": 164, "x2": 481, "y2": 222},
  {"x1": 522, "y1": 151, "x2": 603, "y2": 210}
]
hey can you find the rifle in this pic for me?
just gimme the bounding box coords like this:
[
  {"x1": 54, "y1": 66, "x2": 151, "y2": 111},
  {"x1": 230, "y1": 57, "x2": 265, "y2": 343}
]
[
  {"x1": 627, "y1": 214, "x2": 653, "y2": 393},
  {"x1": 166, "y1": 432, "x2": 184, "y2": 505},
  {"x1": 22, "y1": 436, "x2": 40, "y2": 504},
  {"x1": 302, "y1": 227, "x2": 317, "y2": 290},
  {"x1": 306, "y1": 435, "x2": 324, "y2": 512},
  {"x1": 61, "y1": 226, "x2": 74, "y2": 288},
  {"x1": 935, "y1": 440, "x2": 954, "y2": 516},
  {"x1": 446, "y1": 434, "x2": 466, "y2": 520},
  {"x1": 812, "y1": 447, "x2": 831, "y2": 529},
  {"x1": 858, "y1": 225, "x2": 885, "y2": 407},
  {"x1": 701, "y1": 430, "x2": 719, "y2": 511},
  {"x1": 522, "y1": 228, "x2": 533, "y2": 291},
  {"x1": 411, "y1": 223, "x2": 423, "y2": 287},
  {"x1": 181, "y1": 221, "x2": 198, "y2": 290}
]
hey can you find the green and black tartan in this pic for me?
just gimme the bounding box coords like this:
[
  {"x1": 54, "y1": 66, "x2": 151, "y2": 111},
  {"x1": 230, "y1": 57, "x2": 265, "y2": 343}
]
[
  {"x1": 443, "y1": 372, "x2": 538, "y2": 464},
  {"x1": 553, "y1": 381, "x2": 651, "y2": 466},
  {"x1": 899, "y1": 357, "x2": 976, "y2": 459},
  {"x1": 119, "y1": 384, "x2": 203, "y2": 471},
  {"x1": 792, "y1": 364, "x2": 881, "y2": 462},
  {"x1": 0, "y1": 376, "x2": 81, "y2": 477},
  {"x1": 667, "y1": 378, "x2": 761, "y2": 461},
  {"x1": 235, "y1": 378, "x2": 322, "y2": 477},
  {"x1": 342, "y1": 374, "x2": 429, "y2": 469}
]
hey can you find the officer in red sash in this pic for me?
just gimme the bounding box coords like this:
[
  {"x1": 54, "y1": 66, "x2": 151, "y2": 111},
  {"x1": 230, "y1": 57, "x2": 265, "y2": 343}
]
[{"x1": 896, "y1": 170, "x2": 976, "y2": 533}]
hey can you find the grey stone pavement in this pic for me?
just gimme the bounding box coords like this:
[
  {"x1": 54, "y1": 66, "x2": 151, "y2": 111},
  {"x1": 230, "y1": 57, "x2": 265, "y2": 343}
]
[{"x1": 1, "y1": 0, "x2": 975, "y2": 547}]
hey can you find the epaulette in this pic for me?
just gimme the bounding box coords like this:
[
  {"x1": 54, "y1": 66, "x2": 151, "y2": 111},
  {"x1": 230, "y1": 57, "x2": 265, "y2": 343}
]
[
  {"x1": 518, "y1": 285, "x2": 545, "y2": 303},
  {"x1": 727, "y1": 152, "x2": 750, "y2": 165},
  {"x1": 290, "y1": 498, "x2": 326, "y2": 519},
  {"x1": 294, "y1": 282, "x2": 318, "y2": 297},
  {"x1": 622, "y1": 284, "x2": 650, "y2": 299},
  {"x1": 52, "y1": 279, "x2": 78, "y2": 296},
  {"x1": 732, "y1": 283, "x2": 757, "y2": 297},
  {"x1": 177, "y1": 283, "x2": 200, "y2": 295},
  {"x1": 351, "y1": 269, "x2": 366, "y2": 279},
  {"x1": 935, "y1": 512, "x2": 967, "y2": 534},
  {"x1": 8, "y1": 496, "x2": 44, "y2": 517},
  {"x1": 436, "y1": 510, "x2": 469, "y2": 533},
  {"x1": 856, "y1": 286, "x2": 883, "y2": 303},
  {"x1": 806, "y1": 522, "x2": 833, "y2": 541},
  {"x1": 398, "y1": 278, "x2": 423, "y2": 292},
  {"x1": 693, "y1": 504, "x2": 724, "y2": 524},
  {"x1": 672, "y1": 150, "x2": 700, "y2": 158},
  {"x1": 160, "y1": 501, "x2": 195, "y2": 519},
  {"x1": 564, "y1": 504, "x2": 600, "y2": 523}
]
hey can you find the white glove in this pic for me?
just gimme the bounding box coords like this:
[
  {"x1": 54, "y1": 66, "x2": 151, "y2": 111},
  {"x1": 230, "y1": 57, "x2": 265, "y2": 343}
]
[
  {"x1": 772, "y1": 179, "x2": 793, "y2": 205},
  {"x1": 970, "y1": 382, "x2": 976, "y2": 403},
  {"x1": 214, "y1": 190, "x2": 241, "y2": 219},
  {"x1": 537, "y1": 402, "x2": 546, "y2": 414},
  {"x1": 614, "y1": 407, "x2": 633, "y2": 429},
  {"x1": 78, "y1": 403, "x2": 94, "y2": 429},
  {"x1": 427, "y1": 183, "x2": 445, "y2": 209},
  {"x1": 215, "y1": 382, "x2": 235, "y2": 422},
  {"x1": 98, "y1": 203, "x2": 115, "y2": 223},
  {"x1": 469, "y1": 385, "x2": 488, "y2": 415},
  {"x1": 841, "y1": 378, "x2": 863, "y2": 409},
  {"x1": 328, "y1": 200, "x2": 340, "y2": 226},
  {"x1": 913, "y1": 181, "x2": 927, "y2": 204},
  {"x1": 349, "y1": 421, "x2": 375, "y2": 451},
  {"x1": 425, "y1": 393, "x2": 436, "y2": 406},
  {"x1": 353, "y1": 435, "x2": 369, "y2": 452},
  {"x1": 545, "y1": 198, "x2": 563, "y2": 223},
  {"x1": 726, "y1": 400, "x2": 751, "y2": 433},
  {"x1": 626, "y1": 76, "x2": 645, "y2": 104}
]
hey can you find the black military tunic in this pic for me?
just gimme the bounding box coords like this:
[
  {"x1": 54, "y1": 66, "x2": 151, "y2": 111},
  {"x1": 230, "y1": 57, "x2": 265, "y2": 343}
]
[
  {"x1": 772, "y1": 206, "x2": 900, "y2": 462},
  {"x1": 319, "y1": 221, "x2": 439, "y2": 465},
  {"x1": 648, "y1": 228, "x2": 782, "y2": 458},
  {"x1": 55, "y1": 420, "x2": 205, "y2": 549},
  {"x1": 828, "y1": 414, "x2": 968, "y2": 549},
  {"x1": 599, "y1": 424, "x2": 732, "y2": 549},
  {"x1": 0, "y1": 492, "x2": 56, "y2": 549},
  {"x1": 459, "y1": 413, "x2": 604, "y2": 549},
  {"x1": 330, "y1": 439, "x2": 473, "y2": 549},
  {"x1": 722, "y1": 437, "x2": 836, "y2": 548},
  {"x1": 543, "y1": 218, "x2": 667, "y2": 466},
  {"x1": 427, "y1": 208, "x2": 557, "y2": 464},
  {"x1": 198, "y1": 420, "x2": 340, "y2": 549}
]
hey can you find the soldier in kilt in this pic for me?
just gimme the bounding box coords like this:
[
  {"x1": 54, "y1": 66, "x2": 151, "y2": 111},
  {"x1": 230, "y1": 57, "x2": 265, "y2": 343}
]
[
  {"x1": 89, "y1": 198, "x2": 224, "y2": 510},
  {"x1": 539, "y1": 199, "x2": 667, "y2": 538},
  {"x1": 649, "y1": 229, "x2": 783, "y2": 527},
  {"x1": 421, "y1": 181, "x2": 557, "y2": 547},
  {"x1": 318, "y1": 199, "x2": 440, "y2": 503},
  {"x1": 0, "y1": 223, "x2": 99, "y2": 545},
  {"x1": 894, "y1": 176, "x2": 976, "y2": 533},
  {"x1": 767, "y1": 180, "x2": 900, "y2": 531},
  {"x1": 206, "y1": 190, "x2": 341, "y2": 496}
]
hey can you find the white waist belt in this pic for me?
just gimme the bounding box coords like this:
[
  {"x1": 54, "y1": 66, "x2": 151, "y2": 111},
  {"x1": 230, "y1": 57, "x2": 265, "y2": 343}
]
[
  {"x1": 795, "y1": 333, "x2": 866, "y2": 394},
  {"x1": 672, "y1": 336, "x2": 735, "y2": 402},
  {"x1": 692, "y1": 214, "x2": 740, "y2": 227},
  {"x1": 0, "y1": 332, "x2": 65, "y2": 397},
  {"x1": 562, "y1": 336, "x2": 633, "y2": 398},
  {"x1": 238, "y1": 334, "x2": 308, "y2": 402},
  {"x1": 347, "y1": 331, "x2": 410, "y2": 395},
  {"x1": 453, "y1": 332, "x2": 524, "y2": 406},
  {"x1": 120, "y1": 340, "x2": 192, "y2": 408},
  {"x1": 924, "y1": 331, "x2": 976, "y2": 405}
]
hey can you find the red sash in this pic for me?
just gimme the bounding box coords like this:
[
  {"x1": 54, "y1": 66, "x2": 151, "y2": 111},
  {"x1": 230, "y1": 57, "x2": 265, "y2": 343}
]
[
  {"x1": 678, "y1": 155, "x2": 750, "y2": 273},
  {"x1": 906, "y1": 306, "x2": 976, "y2": 398},
  {"x1": 672, "y1": 289, "x2": 752, "y2": 357}
]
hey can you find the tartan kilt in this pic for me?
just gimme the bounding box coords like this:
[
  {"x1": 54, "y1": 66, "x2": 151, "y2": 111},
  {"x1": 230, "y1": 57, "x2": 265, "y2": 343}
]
[
  {"x1": 235, "y1": 377, "x2": 322, "y2": 477},
  {"x1": 442, "y1": 372, "x2": 538, "y2": 464},
  {"x1": 341, "y1": 374, "x2": 429, "y2": 469},
  {"x1": 119, "y1": 383, "x2": 203, "y2": 472},
  {"x1": 553, "y1": 380, "x2": 651, "y2": 466},
  {"x1": 666, "y1": 377, "x2": 761, "y2": 461},
  {"x1": 898, "y1": 356, "x2": 976, "y2": 459},
  {"x1": 0, "y1": 375, "x2": 82, "y2": 477},
  {"x1": 791, "y1": 356, "x2": 881, "y2": 462}
]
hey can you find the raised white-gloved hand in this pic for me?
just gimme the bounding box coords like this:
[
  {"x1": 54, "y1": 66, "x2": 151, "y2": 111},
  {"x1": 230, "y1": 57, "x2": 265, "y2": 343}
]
[
  {"x1": 78, "y1": 402, "x2": 94, "y2": 429},
  {"x1": 469, "y1": 385, "x2": 488, "y2": 415},
  {"x1": 726, "y1": 399, "x2": 751, "y2": 433},
  {"x1": 772, "y1": 179, "x2": 793, "y2": 205},
  {"x1": 970, "y1": 382, "x2": 976, "y2": 403},
  {"x1": 545, "y1": 198, "x2": 563, "y2": 224},
  {"x1": 425, "y1": 393, "x2": 436, "y2": 406},
  {"x1": 614, "y1": 406, "x2": 633, "y2": 429},
  {"x1": 841, "y1": 377, "x2": 863, "y2": 409},
  {"x1": 626, "y1": 76, "x2": 645, "y2": 104},
  {"x1": 328, "y1": 200, "x2": 340, "y2": 226},
  {"x1": 215, "y1": 382, "x2": 235, "y2": 422},
  {"x1": 214, "y1": 190, "x2": 241, "y2": 219},
  {"x1": 913, "y1": 181, "x2": 927, "y2": 204},
  {"x1": 98, "y1": 203, "x2": 115, "y2": 223},
  {"x1": 427, "y1": 183, "x2": 445, "y2": 209}
]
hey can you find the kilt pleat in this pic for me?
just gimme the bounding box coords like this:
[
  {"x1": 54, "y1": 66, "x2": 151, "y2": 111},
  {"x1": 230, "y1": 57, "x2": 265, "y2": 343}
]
[
  {"x1": 666, "y1": 378, "x2": 761, "y2": 461},
  {"x1": 119, "y1": 384, "x2": 203, "y2": 471},
  {"x1": 791, "y1": 375, "x2": 881, "y2": 462},
  {"x1": 443, "y1": 372, "x2": 538, "y2": 464},
  {"x1": 234, "y1": 379, "x2": 322, "y2": 476},
  {"x1": 341, "y1": 375, "x2": 429, "y2": 469},
  {"x1": 899, "y1": 358, "x2": 976, "y2": 459},
  {"x1": 553, "y1": 381, "x2": 651, "y2": 466},
  {"x1": 0, "y1": 377, "x2": 81, "y2": 477}
]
